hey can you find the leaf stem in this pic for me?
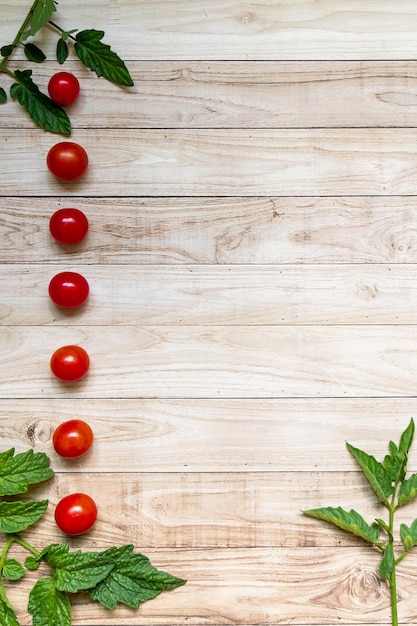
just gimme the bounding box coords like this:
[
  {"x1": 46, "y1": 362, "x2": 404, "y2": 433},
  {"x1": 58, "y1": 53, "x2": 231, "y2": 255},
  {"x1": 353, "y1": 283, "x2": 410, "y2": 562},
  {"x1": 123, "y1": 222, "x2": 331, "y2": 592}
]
[
  {"x1": 48, "y1": 21, "x2": 77, "y2": 42},
  {"x1": 0, "y1": 0, "x2": 40, "y2": 73},
  {"x1": 11, "y1": 534, "x2": 40, "y2": 558}
]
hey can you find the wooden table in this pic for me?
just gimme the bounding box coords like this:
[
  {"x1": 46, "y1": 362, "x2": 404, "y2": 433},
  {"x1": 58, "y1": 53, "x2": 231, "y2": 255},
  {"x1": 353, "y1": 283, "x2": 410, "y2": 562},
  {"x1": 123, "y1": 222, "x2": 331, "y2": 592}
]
[{"x1": 2, "y1": 1, "x2": 417, "y2": 624}]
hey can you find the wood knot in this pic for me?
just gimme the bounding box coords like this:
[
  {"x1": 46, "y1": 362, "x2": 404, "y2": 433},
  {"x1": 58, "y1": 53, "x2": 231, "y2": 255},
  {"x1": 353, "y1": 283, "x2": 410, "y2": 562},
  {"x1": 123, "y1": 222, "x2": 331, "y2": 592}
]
[
  {"x1": 25, "y1": 421, "x2": 53, "y2": 446},
  {"x1": 349, "y1": 568, "x2": 384, "y2": 607}
]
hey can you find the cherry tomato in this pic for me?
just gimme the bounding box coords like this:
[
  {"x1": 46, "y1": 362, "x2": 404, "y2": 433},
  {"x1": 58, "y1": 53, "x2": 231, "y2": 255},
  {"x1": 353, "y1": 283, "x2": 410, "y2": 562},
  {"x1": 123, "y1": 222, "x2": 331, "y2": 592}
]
[
  {"x1": 48, "y1": 271, "x2": 89, "y2": 308},
  {"x1": 49, "y1": 208, "x2": 88, "y2": 244},
  {"x1": 48, "y1": 72, "x2": 80, "y2": 106},
  {"x1": 47, "y1": 141, "x2": 88, "y2": 181},
  {"x1": 55, "y1": 493, "x2": 97, "y2": 535},
  {"x1": 53, "y1": 420, "x2": 94, "y2": 458},
  {"x1": 50, "y1": 345, "x2": 90, "y2": 382}
]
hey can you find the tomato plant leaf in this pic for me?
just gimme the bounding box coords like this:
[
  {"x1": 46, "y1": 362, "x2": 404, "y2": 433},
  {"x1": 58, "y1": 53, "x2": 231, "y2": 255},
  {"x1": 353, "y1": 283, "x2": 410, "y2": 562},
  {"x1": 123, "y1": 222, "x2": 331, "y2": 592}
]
[
  {"x1": 303, "y1": 506, "x2": 380, "y2": 544},
  {"x1": 0, "y1": 447, "x2": 54, "y2": 496},
  {"x1": 89, "y1": 545, "x2": 186, "y2": 609},
  {"x1": 56, "y1": 38, "x2": 68, "y2": 64},
  {"x1": 74, "y1": 29, "x2": 134, "y2": 86},
  {"x1": 399, "y1": 472, "x2": 417, "y2": 507},
  {"x1": 43, "y1": 544, "x2": 114, "y2": 593},
  {"x1": 28, "y1": 578, "x2": 71, "y2": 626},
  {"x1": 10, "y1": 70, "x2": 71, "y2": 136},
  {"x1": 399, "y1": 418, "x2": 415, "y2": 455},
  {"x1": 1, "y1": 44, "x2": 15, "y2": 57},
  {"x1": 23, "y1": 43, "x2": 46, "y2": 63},
  {"x1": 346, "y1": 442, "x2": 393, "y2": 504},
  {"x1": 3, "y1": 558, "x2": 25, "y2": 581},
  {"x1": 0, "y1": 500, "x2": 48, "y2": 533},
  {"x1": 380, "y1": 543, "x2": 395, "y2": 580},
  {"x1": 400, "y1": 518, "x2": 417, "y2": 551},
  {"x1": 0, "y1": 87, "x2": 6, "y2": 103},
  {"x1": 0, "y1": 598, "x2": 20, "y2": 626},
  {"x1": 23, "y1": 0, "x2": 57, "y2": 39}
]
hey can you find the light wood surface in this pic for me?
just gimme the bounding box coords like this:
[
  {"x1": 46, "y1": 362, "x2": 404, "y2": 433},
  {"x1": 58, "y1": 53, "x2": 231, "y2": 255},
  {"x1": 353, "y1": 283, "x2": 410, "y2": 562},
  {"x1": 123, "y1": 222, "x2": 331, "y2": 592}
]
[{"x1": 2, "y1": 1, "x2": 417, "y2": 625}]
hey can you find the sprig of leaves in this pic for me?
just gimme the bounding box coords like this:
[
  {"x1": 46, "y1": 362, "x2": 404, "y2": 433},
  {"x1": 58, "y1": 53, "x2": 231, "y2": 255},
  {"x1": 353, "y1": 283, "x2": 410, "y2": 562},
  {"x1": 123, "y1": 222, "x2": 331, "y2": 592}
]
[
  {"x1": 303, "y1": 418, "x2": 417, "y2": 626},
  {"x1": 0, "y1": 0, "x2": 133, "y2": 135},
  {"x1": 0, "y1": 448, "x2": 186, "y2": 626}
]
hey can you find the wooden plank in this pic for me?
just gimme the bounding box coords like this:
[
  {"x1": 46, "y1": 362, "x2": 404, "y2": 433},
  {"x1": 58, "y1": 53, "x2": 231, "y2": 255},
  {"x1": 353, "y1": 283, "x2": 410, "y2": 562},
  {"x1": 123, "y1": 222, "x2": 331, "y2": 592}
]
[
  {"x1": 5, "y1": 61, "x2": 417, "y2": 129},
  {"x1": 2, "y1": 264, "x2": 417, "y2": 326},
  {"x1": 1, "y1": 196, "x2": 416, "y2": 265},
  {"x1": 1, "y1": 325, "x2": 417, "y2": 398},
  {"x1": 4, "y1": 128, "x2": 417, "y2": 196},
  {"x1": 7, "y1": 547, "x2": 413, "y2": 625},
  {"x1": 1, "y1": 398, "x2": 415, "y2": 473},
  {"x1": 3, "y1": 1, "x2": 417, "y2": 60}
]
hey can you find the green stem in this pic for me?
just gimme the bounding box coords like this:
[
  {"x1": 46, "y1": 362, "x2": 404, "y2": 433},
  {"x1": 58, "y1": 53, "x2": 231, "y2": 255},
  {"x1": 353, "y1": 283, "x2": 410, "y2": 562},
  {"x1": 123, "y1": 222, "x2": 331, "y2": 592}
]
[
  {"x1": 48, "y1": 20, "x2": 77, "y2": 42},
  {"x1": 0, "y1": 0, "x2": 39, "y2": 73},
  {"x1": 11, "y1": 534, "x2": 40, "y2": 558},
  {"x1": 387, "y1": 487, "x2": 399, "y2": 626},
  {"x1": 390, "y1": 566, "x2": 398, "y2": 626}
]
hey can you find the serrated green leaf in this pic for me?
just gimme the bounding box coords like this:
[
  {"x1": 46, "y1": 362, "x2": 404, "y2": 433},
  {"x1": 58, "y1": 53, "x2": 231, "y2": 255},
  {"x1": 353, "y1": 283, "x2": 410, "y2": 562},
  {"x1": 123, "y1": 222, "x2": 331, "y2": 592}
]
[
  {"x1": 56, "y1": 38, "x2": 68, "y2": 64},
  {"x1": 89, "y1": 545, "x2": 186, "y2": 609},
  {"x1": 399, "y1": 472, "x2": 417, "y2": 507},
  {"x1": 400, "y1": 523, "x2": 414, "y2": 551},
  {"x1": 28, "y1": 578, "x2": 71, "y2": 626},
  {"x1": 74, "y1": 29, "x2": 134, "y2": 86},
  {"x1": 0, "y1": 87, "x2": 7, "y2": 103},
  {"x1": 399, "y1": 418, "x2": 415, "y2": 455},
  {"x1": 24, "y1": 43, "x2": 46, "y2": 63},
  {"x1": 23, "y1": 0, "x2": 57, "y2": 39},
  {"x1": 303, "y1": 506, "x2": 380, "y2": 544},
  {"x1": 0, "y1": 598, "x2": 19, "y2": 626},
  {"x1": 1, "y1": 44, "x2": 15, "y2": 57},
  {"x1": 0, "y1": 447, "x2": 54, "y2": 496},
  {"x1": 43, "y1": 544, "x2": 114, "y2": 593},
  {"x1": 384, "y1": 446, "x2": 406, "y2": 483},
  {"x1": 380, "y1": 543, "x2": 395, "y2": 580},
  {"x1": 10, "y1": 70, "x2": 71, "y2": 136},
  {"x1": 3, "y1": 558, "x2": 25, "y2": 581},
  {"x1": 346, "y1": 442, "x2": 394, "y2": 504},
  {"x1": 0, "y1": 500, "x2": 48, "y2": 533}
]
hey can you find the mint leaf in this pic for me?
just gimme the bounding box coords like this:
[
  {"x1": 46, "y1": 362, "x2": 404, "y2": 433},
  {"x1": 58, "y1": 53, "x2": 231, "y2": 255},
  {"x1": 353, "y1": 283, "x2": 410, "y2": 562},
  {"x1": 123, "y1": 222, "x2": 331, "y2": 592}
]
[
  {"x1": 56, "y1": 38, "x2": 68, "y2": 64},
  {"x1": 0, "y1": 500, "x2": 48, "y2": 533},
  {"x1": 28, "y1": 578, "x2": 71, "y2": 626},
  {"x1": 0, "y1": 448, "x2": 54, "y2": 496},
  {"x1": 346, "y1": 442, "x2": 394, "y2": 504},
  {"x1": 23, "y1": 43, "x2": 46, "y2": 63},
  {"x1": 399, "y1": 472, "x2": 417, "y2": 506},
  {"x1": 74, "y1": 29, "x2": 134, "y2": 86},
  {"x1": 23, "y1": 0, "x2": 57, "y2": 39},
  {"x1": 380, "y1": 543, "x2": 395, "y2": 580},
  {"x1": 10, "y1": 70, "x2": 71, "y2": 136},
  {"x1": 3, "y1": 558, "x2": 25, "y2": 581},
  {"x1": 0, "y1": 87, "x2": 6, "y2": 103},
  {"x1": 0, "y1": 598, "x2": 19, "y2": 626},
  {"x1": 303, "y1": 506, "x2": 380, "y2": 544},
  {"x1": 89, "y1": 545, "x2": 186, "y2": 609},
  {"x1": 43, "y1": 544, "x2": 114, "y2": 593}
]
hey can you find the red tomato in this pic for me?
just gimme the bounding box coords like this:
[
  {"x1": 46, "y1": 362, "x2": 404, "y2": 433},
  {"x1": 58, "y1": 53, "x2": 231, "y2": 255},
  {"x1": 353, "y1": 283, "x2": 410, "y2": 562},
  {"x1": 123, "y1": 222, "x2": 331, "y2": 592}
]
[
  {"x1": 55, "y1": 493, "x2": 97, "y2": 535},
  {"x1": 49, "y1": 208, "x2": 88, "y2": 244},
  {"x1": 47, "y1": 141, "x2": 88, "y2": 181},
  {"x1": 50, "y1": 345, "x2": 90, "y2": 382},
  {"x1": 48, "y1": 271, "x2": 89, "y2": 308},
  {"x1": 53, "y1": 420, "x2": 94, "y2": 458},
  {"x1": 48, "y1": 72, "x2": 80, "y2": 106}
]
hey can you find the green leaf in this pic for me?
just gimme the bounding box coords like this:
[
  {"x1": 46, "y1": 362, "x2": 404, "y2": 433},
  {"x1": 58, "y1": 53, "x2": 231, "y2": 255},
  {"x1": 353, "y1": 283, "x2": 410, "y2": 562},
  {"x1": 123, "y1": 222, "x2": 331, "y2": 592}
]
[
  {"x1": 0, "y1": 598, "x2": 20, "y2": 626},
  {"x1": 0, "y1": 500, "x2": 48, "y2": 533},
  {"x1": 399, "y1": 418, "x2": 415, "y2": 455},
  {"x1": 28, "y1": 578, "x2": 71, "y2": 626},
  {"x1": 43, "y1": 544, "x2": 114, "y2": 593},
  {"x1": 303, "y1": 506, "x2": 380, "y2": 544},
  {"x1": 0, "y1": 87, "x2": 7, "y2": 103},
  {"x1": 25, "y1": 555, "x2": 41, "y2": 571},
  {"x1": 399, "y1": 472, "x2": 417, "y2": 507},
  {"x1": 384, "y1": 444, "x2": 407, "y2": 483},
  {"x1": 10, "y1": 70, "x2": 71, "y2": 136},
  {"x1": 3, "y1": 558, "x2": 25, "y2": 581},
  {"x1": 0, "y1": 447, "x2": 54, "y2": 496},
  {"x1": 400, "y1": 518, "x2": 417, "y2": 551},
  {"x1": 346, "y1": 442, "x2": 394, "y2": 504},
  {"x1": 56, "y1": 38, "x2": 68, "y2": 64},
  {"x1": 23, "y1": 43, "x2": 46, "y2": 63},
  {"x1": 74, "y1": 29, "x2": 134, "y2": 86},
  {"x1": 375, "y1": 517, "x2": 391, "y2": 536},
  {"x1": 23, "y1": 0, "x2": 57, "y2": 39},
  {"x1": 1, "y1": 44, "x2": 15, "y2": 57},
  {"x1": 89, "y1": 545, "x2": 186, "y2": 609},
  {"x1": 380, "y1": 543, "x2": 395, "y2": 580}
]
